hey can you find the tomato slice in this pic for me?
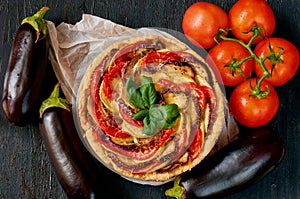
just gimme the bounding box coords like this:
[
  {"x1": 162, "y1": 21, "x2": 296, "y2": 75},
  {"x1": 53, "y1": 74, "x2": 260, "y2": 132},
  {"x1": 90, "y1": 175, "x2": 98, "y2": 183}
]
[
  {"x1": 181, "y1": 82, "x2": 216, "y2": 112},
  {"x1": 141, "y1": 51, "x2": 183, "y2": 66},
  {"x1": 114, "y1": 40, "x2": 153, "y2": 64},
  {"x1": 94, "y1": 101, "x2": 131, "y2": 139},
  {"x1": 188, "y1": 128, "x2": 203, "y2": 160},
  {"x1": 92, "y1": 128, "x2": 173, "y2": 161},
  {"x1": 118, "y1": 99, "x2": 144, "y2": 127},
  {"x1": 157, "y1": 78, "x2": 181, "y2": 91},
  {"x1": 102, "y1": 60, "x2": 128, "y2": 100},
  {"x1": 90, "y1": 58, "x2": 108, "y2": 103}
]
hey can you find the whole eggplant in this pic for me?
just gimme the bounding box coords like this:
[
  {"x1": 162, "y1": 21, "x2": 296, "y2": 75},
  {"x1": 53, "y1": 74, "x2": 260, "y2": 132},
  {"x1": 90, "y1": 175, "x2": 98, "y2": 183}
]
[
  {"x1": 2, "y1": 7, "x2": 49, "y2": 126},
  {"x1": 39, "y1": 84, "x2": 123, "y2": 199},
  {"x1": 165, "y1": 128, "x2": 285, "y2": 199}
]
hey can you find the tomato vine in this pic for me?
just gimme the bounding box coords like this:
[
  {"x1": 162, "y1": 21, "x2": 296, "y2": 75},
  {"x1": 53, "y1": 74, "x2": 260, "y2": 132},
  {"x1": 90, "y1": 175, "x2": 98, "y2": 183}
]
[{"x1": 215, "y1": 24, "x2": 283, "y2": 98}]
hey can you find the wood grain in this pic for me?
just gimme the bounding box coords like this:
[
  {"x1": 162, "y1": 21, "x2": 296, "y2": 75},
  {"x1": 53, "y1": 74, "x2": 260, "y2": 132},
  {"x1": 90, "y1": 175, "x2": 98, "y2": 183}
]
[{"x1": 0, "y1": 0, "x2": 299, "y2": 198}]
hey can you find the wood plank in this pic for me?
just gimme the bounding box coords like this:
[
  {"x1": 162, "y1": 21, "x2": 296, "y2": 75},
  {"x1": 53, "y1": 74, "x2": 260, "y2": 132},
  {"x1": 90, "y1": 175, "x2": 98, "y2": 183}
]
[{"x1": 0, "y1": 0, "x2": 299, "y2": 198}]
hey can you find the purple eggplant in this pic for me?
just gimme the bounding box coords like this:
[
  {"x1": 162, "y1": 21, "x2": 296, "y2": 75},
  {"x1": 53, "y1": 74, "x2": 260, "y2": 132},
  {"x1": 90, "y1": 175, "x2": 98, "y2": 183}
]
[
  {"x1": 165, "y1": 128, "x2": 285, "y2": 199},
  {"x1": 39, "y1": 84, "x2": 124, "y2": 198},
  {"x1": 39, "y1": 84, "x2": 101, "y2": 198},
  {"x1": 2, "y1": 7, "x2": 49, "y2": 126}
]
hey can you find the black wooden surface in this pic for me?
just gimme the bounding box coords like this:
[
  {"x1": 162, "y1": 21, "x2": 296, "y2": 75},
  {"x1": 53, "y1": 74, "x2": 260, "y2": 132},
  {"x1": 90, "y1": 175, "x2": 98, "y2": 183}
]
[{"x1": 0, "y1": 0, "x2": 299, "y2": 198}]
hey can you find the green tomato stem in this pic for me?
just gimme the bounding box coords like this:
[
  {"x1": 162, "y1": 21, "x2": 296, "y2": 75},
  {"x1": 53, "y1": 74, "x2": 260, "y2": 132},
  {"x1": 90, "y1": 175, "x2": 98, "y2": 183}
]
[
  {"x1": 217, "y1": 26, "x2": 272, "y2": 98},
  {"x1": 227, "y1": 55, "x2": 254, "y2": 79}
]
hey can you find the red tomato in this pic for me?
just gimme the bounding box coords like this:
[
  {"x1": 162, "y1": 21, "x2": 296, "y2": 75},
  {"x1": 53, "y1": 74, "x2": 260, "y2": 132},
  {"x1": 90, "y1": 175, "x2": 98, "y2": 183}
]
[
  {"x1": 229, "y1": 78, "x2": 279, "y2": 128},
  {"x1": 206, "y1": 40, "x2": 254, "y2": 86},
  {"x1": 229, "y1": 0, "x2": 275, "y2": 44},
  {"x1": 182, "y1": 2, "x2": 228, "y2": 49},
  {"x1": 254, "y1": 38, "x2": 300, "y2": 86}
]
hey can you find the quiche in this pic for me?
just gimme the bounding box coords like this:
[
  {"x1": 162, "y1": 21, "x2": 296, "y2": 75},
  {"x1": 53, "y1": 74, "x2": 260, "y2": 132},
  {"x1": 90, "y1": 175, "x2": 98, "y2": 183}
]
[{"x1": 76, "y1": 35, "x2": 228, "y2": 184}]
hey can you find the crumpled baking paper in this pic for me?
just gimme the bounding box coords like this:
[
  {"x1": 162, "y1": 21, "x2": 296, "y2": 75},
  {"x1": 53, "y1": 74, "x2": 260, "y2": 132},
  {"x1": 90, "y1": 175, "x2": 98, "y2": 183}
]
[
  {"x1": 46, "y1": 14, "x2": 238, "y2": 163},
  {"x1": 47, "y1": 14, "x2": 178, "y2": 103}
]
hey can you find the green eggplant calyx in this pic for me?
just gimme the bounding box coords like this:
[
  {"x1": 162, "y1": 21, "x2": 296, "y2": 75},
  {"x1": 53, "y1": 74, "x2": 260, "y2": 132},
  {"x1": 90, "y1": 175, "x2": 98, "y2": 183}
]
[
  {"x1": 165, "y1": 176, "x2": 187, "y2": 199},
  {"x1": 39, "y1": 83, "x2": 71, "y2": 118},
  {"x1": 21, "y1": 6, "x2": 50, "y2": 42}
]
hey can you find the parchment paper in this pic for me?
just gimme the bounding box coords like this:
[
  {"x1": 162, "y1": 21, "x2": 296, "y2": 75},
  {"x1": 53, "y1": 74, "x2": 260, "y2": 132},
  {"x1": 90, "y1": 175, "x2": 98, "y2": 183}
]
[
  {"x1": 47, "y1": 14, "x2": 238, "y2": 158},
  {"x1": 47, "y1": 14, "x2": 179, "y2": 103}
]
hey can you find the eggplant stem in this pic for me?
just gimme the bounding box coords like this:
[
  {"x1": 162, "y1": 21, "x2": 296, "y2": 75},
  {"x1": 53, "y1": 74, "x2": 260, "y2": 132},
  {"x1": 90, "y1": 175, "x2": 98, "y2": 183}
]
[
  {"x1": 165, "y1": 176, "x2": 186, "y2": 199},
  {"x1": 21, "y1": 6, "x2": 50, "y2": 42},
  {"x1": 39, "y1": 83, "x2": 71, "y2": 118}
]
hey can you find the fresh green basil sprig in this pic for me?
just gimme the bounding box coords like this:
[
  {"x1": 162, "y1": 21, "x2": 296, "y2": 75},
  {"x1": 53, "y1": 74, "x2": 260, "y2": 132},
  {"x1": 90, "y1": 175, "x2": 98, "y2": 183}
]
[{"x1": 125, "y1": 76, "x2": 180, "y2": 136}]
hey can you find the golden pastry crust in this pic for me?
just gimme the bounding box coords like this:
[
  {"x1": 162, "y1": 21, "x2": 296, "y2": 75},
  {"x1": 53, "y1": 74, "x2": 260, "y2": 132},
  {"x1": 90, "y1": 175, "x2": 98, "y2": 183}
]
[{"x1": 76, "y1": 35, "x2": 226, "y2": 183}]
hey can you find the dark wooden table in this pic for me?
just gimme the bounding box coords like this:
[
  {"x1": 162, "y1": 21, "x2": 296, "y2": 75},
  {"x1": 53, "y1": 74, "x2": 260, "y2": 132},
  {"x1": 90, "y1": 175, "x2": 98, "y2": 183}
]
[{"x1": 1, "y1": 0, "x2": 299, "y2": 198}]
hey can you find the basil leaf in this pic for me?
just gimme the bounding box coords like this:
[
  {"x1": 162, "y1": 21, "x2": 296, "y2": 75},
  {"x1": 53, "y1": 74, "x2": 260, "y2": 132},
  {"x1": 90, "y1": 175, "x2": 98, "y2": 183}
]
[
  {"x1": 126, "y1": 76, "x2": 179, "y2": 136},
  {"x1": 160, "y1": 104, "x2": 180, "y2": 128},
  {"x1": 125, "y1": 77, "x2": 145, "y2": 109},
  {"x1": 148, "y1": 105, "x2": 165, "y2": 126},
  {"x1": 129, "y1": 90, "x2": 145, "y2": 109},
  {"x1": 149, "y1": 104, "x2": 180, "y2": 129},
  {"x1": 132, "y1": 109, "x2": 149, "y2": 120},
  {"x1": 140, "y1": 76, "x2": 157, "y2": 108},
  {"x1": 142, "y1": 115, "x2": 160, "y2": 136}
]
